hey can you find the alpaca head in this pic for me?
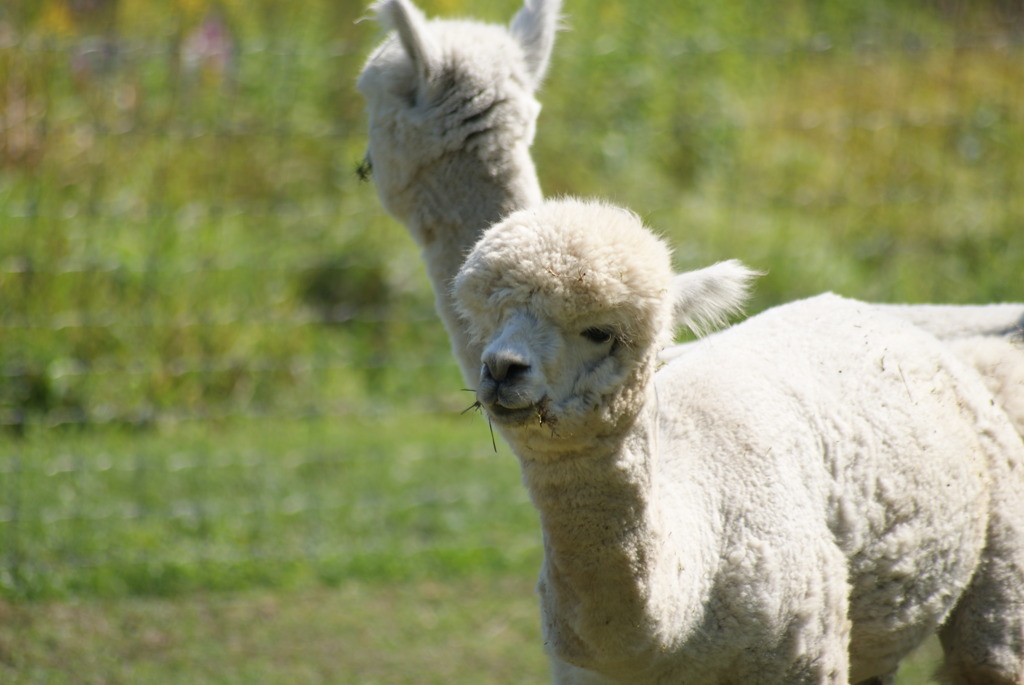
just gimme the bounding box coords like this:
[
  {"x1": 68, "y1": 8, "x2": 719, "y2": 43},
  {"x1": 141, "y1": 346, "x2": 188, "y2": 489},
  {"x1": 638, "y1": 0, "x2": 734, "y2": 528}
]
[
  {"x1": 453, "y1": 198, "x2": 758, "y2": 447},
  {"x1": 356, "y1": 0, "x2": 561, "y2": 230}
]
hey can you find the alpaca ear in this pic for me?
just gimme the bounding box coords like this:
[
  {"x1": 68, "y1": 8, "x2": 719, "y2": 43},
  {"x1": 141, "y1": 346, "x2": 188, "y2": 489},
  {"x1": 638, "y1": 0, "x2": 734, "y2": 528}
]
[
  {"x1": 372, "y1": 0, "x2": 440, "y2": 95},
  {"x1": 670, "y1": 260, "x2": 761, "y2": 336},
  {"x1": 509, "y1": 0, "x2": 563, "y2": 89}
]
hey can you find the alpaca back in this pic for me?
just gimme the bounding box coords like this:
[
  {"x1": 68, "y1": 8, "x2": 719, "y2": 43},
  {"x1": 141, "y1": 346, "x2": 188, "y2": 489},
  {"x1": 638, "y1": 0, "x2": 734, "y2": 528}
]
[{"x1": 948, "y1": 335, "x2": 1024, "y2": 436}]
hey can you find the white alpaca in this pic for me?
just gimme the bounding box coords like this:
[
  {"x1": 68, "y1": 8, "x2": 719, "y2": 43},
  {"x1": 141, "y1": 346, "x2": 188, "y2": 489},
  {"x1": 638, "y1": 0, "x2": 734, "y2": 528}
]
[
  {"x1": 356, "y1": 0, "x2": 560, "y2": 385},
  {"x1": 453, "y1": 198, "x2": 1024, "y2": 685}
]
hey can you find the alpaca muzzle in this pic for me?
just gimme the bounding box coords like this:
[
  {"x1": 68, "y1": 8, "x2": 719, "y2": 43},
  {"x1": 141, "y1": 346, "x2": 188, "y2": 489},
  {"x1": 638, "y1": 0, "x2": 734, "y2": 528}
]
[{"x1": 477, "y1": 347, "x2": 543, "y2": 425}]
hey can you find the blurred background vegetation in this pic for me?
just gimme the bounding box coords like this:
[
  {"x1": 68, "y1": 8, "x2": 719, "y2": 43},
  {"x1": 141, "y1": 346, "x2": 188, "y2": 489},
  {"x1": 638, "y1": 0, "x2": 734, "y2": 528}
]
[{"x1": 1, "y1": 0, "x2": 1022, "y2": 682}]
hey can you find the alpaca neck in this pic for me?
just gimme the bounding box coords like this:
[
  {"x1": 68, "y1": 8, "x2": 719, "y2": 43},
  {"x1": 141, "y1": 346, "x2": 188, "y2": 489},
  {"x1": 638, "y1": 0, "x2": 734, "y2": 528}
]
[
  {"x1": 403, "y1": 144, "x2": 542, "y2": 385},
  {"x1": 515, "y1": 388, "x2": 711, "y2": 675}
]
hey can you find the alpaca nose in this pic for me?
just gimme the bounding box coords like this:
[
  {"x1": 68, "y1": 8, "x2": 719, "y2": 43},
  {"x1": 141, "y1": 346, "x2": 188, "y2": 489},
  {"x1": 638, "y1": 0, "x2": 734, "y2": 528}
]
[{"x1": 483, "y1": 351, "x2": 531, "y2": 384}]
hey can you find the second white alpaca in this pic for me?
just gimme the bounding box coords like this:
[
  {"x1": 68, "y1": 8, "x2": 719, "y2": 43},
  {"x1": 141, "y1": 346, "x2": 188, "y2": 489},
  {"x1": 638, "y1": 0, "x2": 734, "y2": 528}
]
[
  {"x1": 454, "y1": 198, "x2": 1024, "y2": 685},
  {"x1": 357, "y1": 0, "x2": 560, "y2": 385}
]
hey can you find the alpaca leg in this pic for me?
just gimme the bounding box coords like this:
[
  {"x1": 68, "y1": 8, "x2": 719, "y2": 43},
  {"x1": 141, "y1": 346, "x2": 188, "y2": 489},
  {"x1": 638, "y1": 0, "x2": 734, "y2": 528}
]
[
  {"x1": 736, "y1": 595, "x2": 852, "y2": 685},
  {"x1": 939, "y1": 581, "x2": 1024, "y2": 685},
  {"x1": 939, "y1": 508, "x2": 1024, "y2": 683},
  {"x1": 735, "y1": 644, "x2": 849, "y2": 685}
]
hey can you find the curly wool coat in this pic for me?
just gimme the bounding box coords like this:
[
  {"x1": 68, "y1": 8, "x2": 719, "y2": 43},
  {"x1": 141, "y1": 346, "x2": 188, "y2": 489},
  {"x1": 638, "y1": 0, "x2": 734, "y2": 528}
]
[{"x1": 453, "y1": 198, "x2": 1024, "y2": 685}]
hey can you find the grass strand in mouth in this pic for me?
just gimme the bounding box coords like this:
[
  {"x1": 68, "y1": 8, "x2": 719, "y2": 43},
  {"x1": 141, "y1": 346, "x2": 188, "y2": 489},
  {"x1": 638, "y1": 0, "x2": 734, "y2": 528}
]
[{"x1": 460, "y1": 392, "x2": 498, "y2": 453}]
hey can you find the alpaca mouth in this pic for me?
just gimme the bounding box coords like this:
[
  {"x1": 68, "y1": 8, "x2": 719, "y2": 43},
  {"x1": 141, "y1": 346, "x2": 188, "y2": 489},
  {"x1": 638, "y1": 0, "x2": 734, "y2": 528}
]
[
  {"x1": 477, "y1": 381, "x2": 542, "y2": 426},
  {"x1": 485, "y1": 401, "x2": 539, "y2": 426},
  {"x1": 484, "y1": 397, "x2": 557, "y2": 430}
]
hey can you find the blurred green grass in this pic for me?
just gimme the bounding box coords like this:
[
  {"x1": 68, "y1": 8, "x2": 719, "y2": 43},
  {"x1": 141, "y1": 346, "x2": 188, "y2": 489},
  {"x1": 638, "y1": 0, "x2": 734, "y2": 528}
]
[
  {"x1": 1, "y1": 577, "x2": 551, "y2": 684},
  {"x1": 3, "y1": 0, "x2": 1023, "y2": 427},
  {"x1": 0, "y1": 581, "x2": 946, "y2": 684},
  {"x1": 2, "y1": 414, "x2": 537, "y2": 599},
  {"x1": 2, "y1": 0, "x2": 1023, "y2": 682}
]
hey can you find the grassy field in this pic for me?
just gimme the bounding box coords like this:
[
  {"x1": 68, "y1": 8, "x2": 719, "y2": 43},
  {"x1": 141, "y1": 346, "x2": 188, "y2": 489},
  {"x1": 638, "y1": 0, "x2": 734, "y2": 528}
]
[
  {"x1": 1, "y1": 416, "x2": 538, "y2": 599},
  {"x1": 0, "y1": 579, "x2": 946, "y2": 684},
  {"x1": 2, "y1": 0, "x2": 1023, "y2": 681}
]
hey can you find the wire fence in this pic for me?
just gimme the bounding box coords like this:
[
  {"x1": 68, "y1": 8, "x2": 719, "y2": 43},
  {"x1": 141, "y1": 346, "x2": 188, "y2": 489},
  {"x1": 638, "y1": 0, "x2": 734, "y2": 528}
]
[{"x1": 3, "y1": 1, "x2": 1024, "y2": 598}]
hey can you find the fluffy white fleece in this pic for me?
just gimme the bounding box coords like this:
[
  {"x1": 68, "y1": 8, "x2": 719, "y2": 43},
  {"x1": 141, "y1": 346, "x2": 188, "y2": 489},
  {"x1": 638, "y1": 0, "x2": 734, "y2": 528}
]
[{"x1": 454, "y1": 198, "x2": 1024, "y2": 685}]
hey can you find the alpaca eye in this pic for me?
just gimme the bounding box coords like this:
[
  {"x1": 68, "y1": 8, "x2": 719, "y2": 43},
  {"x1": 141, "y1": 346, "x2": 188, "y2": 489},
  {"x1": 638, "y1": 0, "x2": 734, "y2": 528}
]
[{"x1": 581, "y1": 327, "x2": 613, "y2": 344}]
